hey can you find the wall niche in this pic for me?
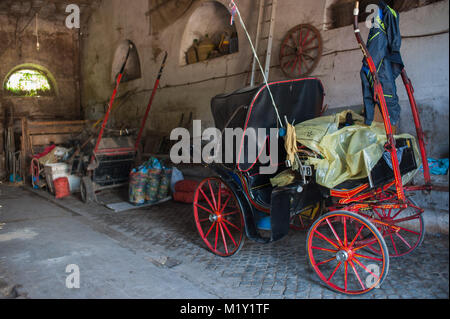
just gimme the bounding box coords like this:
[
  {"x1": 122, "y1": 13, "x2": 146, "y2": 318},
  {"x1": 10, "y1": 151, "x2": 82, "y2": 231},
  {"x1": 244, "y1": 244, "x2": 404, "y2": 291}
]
[{"x1": 180, "y1": 1, "x2": 239, "y2": 66}]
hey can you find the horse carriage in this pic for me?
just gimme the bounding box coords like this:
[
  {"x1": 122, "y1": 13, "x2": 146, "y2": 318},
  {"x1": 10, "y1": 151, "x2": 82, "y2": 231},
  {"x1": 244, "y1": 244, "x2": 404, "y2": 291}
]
[{"x1": 192, "y1": 1, "x2": 432, "y2": 295}]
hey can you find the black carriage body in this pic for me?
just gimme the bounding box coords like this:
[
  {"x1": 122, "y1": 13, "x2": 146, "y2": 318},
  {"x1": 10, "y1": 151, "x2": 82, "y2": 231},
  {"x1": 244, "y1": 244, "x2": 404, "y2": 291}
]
[
  {"x1": 211, "y1": 78, "x2": 324, "y2": 170},
  {"x1": 333, "y1": 137, "x2": 418, "y2": 191},
  {"x1": 210, "y1": 78, "x2": 325, "y2": 243}
]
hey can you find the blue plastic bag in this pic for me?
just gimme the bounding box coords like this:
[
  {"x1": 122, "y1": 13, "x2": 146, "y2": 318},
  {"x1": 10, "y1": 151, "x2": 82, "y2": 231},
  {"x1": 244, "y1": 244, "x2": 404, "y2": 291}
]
[{"x1": 422, "y1": 158, "x2": 449, "y2": 175}]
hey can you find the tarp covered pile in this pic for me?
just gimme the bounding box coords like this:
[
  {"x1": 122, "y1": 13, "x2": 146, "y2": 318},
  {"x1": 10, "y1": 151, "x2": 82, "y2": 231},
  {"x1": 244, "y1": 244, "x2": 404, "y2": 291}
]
[{"x1": 271, "y1": 110, "x2": 421, "y2": 189}]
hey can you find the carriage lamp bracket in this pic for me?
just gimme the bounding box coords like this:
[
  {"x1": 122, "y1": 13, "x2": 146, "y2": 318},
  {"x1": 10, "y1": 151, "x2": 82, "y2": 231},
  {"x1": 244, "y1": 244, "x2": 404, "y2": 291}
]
[
  {"x1": 285, "y1": 159, "x2": 292, "y2": 168},
  {"x1": 302, "y1": 166, "x2": 313, "y2": 177}
]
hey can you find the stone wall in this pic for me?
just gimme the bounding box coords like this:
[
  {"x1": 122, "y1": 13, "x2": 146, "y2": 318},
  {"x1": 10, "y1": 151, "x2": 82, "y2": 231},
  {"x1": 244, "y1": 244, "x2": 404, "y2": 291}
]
[
  {"x1": 81, "y1": 0, "x2": 449, "y2": 157},
  {"x1": 0, "y1": 13, "x2": 81, "y2": 178}
]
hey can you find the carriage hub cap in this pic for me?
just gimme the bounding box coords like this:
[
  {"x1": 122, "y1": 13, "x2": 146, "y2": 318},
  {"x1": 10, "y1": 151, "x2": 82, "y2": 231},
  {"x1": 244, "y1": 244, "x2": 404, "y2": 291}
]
[
  {"x1": 336, "y1": 250, "x2": 349, "y2": 262},
  {"x1": 209, "y1": 214, "x2": 220, "y2": 222}
]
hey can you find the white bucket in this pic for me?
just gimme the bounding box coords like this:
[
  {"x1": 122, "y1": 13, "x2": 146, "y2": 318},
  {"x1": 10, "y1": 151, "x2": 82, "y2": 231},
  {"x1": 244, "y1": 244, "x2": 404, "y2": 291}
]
[{"x1": 44, "y1": 163, "x2": 70, "y2": 194}]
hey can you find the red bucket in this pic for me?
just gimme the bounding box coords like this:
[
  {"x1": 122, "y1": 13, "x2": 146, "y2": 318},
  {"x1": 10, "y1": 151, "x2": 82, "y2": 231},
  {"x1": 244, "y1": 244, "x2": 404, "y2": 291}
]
[{"x1": 54, "y1": 177, "x2": 71, "y2": 199}]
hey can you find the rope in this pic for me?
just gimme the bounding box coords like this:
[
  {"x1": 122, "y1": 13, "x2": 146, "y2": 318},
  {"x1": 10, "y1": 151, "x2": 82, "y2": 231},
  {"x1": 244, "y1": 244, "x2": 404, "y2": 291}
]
[
  {"x1": 230, "y1": 0, "x2": 284, "y2": 128},
  {"x1": 230, "y1": 1, "x2": 309, "y2": 181}
]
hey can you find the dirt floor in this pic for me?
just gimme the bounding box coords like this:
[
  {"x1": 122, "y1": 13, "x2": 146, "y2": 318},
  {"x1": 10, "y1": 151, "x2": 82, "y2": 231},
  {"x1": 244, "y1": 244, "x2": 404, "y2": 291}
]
[{"x1": 0, "y1": 184, "x2": 448, "y2": 299}]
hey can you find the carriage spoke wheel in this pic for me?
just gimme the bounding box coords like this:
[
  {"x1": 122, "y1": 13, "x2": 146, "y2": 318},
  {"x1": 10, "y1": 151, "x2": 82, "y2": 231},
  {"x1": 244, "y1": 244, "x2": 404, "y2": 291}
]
[
  {"x1": 359, "y1": 197, "x2": 425, "y2": 258},
  {"x1": 193, "y1": 178, "x2": 245, "y2": 257},
  {"x1": 307, "y1": 211, "x2": 389, "y2": 295},
  {"x1": 280, "y1": 24, "x2": 323, "y2": 78},
  {"x1": 290, "y1": 214, "x2": 312, "y2": 231},
  {"x1": 290, "y1": 202, "x2": 321, "y2": 231}
]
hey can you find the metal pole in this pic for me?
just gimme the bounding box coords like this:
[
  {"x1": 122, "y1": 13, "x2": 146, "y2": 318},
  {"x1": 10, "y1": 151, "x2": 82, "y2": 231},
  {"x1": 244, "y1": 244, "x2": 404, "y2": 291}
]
[
  {"x1": 250, "y1": 0, "x2": 265, "y2": 87},
  {"x1": 135, "y1": 52, "x2": 168, "y2": 151},
  {"x1": 264, "y1": 0, "x2": 277, "y2": 81},
  {"x1": 92, "y1": 44, "x2": 132, "y2": 162},
  {"x1": 401, "y1": 69, "x2": 431, "y2": 186},
  {"x1": 231, "y1": 0, "x2": 283, "y2": 128}
]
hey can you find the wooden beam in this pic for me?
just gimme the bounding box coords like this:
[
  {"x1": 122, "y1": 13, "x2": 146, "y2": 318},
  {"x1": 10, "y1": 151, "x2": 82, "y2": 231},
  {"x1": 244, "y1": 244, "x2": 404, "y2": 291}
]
[
  {"x1": 31, "y1": 134, "x2": 74, "y2": 147},
  {"x1": 27, "y1": 125, "x2": 87, "y2": 135}
]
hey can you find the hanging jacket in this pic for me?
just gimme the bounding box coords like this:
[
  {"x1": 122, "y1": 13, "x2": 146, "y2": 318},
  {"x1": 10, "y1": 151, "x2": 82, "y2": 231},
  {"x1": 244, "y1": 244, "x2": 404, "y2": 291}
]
[{"x1": 361, "y1": 1, "x2": 404, "y2": 126}]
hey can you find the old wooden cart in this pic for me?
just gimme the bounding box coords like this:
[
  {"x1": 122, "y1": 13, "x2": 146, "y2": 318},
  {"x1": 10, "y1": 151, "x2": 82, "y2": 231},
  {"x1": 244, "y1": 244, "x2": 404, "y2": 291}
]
[{"x1": 79, "y1": 46, "x2": 168, "y2": 203}]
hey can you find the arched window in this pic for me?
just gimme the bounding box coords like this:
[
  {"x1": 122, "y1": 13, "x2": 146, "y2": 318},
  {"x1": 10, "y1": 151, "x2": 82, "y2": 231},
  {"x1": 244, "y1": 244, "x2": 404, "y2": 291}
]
[{"x1": 4, "y1": 67, "x2": 55, "y2": 97}]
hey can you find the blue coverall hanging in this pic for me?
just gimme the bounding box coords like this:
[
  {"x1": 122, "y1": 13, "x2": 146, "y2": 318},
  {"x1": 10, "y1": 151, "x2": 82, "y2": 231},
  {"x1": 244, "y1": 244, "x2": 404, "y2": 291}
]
[{"x1": 361, "y1": 1, "x2": 404, "y2": 126}]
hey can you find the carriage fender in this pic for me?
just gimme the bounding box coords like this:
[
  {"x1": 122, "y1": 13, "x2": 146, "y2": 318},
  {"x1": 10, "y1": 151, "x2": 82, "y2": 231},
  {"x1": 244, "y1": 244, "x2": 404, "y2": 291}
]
[
  {"x1": 270, "y1": 182, "x2": 323, "y2": 242},
  {"x1": 229, "y1": 180, "x2": 270, "y2": 243}
]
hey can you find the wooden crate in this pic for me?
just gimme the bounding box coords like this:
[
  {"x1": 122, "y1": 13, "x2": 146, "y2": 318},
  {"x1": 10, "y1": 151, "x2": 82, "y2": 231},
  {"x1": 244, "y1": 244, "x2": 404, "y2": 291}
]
[{"x1": 21, "y1": 119, "x2": 91, "y2": 180}]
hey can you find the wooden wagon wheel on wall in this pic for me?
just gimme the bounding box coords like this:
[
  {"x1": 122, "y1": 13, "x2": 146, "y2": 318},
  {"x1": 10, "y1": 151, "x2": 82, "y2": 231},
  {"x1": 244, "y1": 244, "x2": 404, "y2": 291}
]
[{"x1": 279, "y1": 24, "x2": 323, "y2": 78}]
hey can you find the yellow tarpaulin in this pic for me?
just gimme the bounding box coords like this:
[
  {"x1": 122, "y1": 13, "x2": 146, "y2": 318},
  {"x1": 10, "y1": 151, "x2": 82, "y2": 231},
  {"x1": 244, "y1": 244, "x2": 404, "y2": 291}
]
[{"x1": 272, "y1": 110, "x2": 421, "y2": 189}]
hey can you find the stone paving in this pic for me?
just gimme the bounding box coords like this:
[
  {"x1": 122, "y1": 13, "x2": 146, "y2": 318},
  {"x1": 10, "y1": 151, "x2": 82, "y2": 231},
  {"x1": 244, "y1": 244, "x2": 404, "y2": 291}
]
[{"x1": 56, "y1": 188, "x2": 449, "y2": 299}]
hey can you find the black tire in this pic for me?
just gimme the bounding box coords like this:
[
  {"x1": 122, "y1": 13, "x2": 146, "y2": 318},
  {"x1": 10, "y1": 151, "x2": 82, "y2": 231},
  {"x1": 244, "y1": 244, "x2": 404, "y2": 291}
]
[{"x1": 407, "y1": 197, "x2": 426, "y2": 252}]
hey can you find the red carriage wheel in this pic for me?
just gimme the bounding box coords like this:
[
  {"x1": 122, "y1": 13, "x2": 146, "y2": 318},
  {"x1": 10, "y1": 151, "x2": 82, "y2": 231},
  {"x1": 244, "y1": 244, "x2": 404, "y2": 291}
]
[
  {"x1": 358, "y1": 197, "x2": 425, "y2": 258},
  {"x1": 307, "y1": 211, "x2": 389, "y2": 295},
  {"x1": 193, "y1": 177, "x2": 245, "y2": 257},
  {"x1": 280, "y1": 24, "x2": 323, "y2": 78}
]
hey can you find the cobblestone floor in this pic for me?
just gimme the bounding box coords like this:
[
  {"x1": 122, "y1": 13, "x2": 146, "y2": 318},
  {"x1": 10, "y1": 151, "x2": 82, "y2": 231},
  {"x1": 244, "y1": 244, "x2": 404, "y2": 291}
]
[{"x1": 70, "y1": 189, "x2": 449, "y2": 299}]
